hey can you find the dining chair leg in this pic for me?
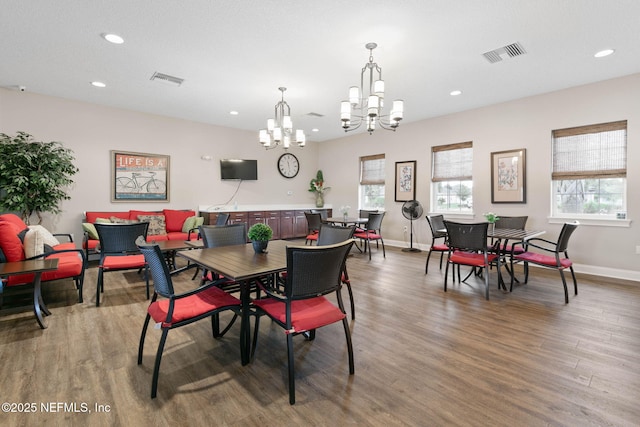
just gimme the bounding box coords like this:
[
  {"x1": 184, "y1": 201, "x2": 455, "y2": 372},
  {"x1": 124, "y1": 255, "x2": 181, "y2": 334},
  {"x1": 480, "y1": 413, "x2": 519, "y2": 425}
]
[
  {"x1": 559, "y1": 270, "x2": 569, "y2": 304},
  {"x1": 286, "y1": 333, "x2": 296, "y2": 404},
  {"x1": 138, "y1": 313, "x2": 152, "y2": 364},
  {"x1": 570, "y1": 266, "x2": 578, "y2": 296},
  {"x1": 151, "y1": 328, "x2": 170, "y2": 399},
  {"x1": 425, "y1": 250, "x2": 433, "y2": 274}
]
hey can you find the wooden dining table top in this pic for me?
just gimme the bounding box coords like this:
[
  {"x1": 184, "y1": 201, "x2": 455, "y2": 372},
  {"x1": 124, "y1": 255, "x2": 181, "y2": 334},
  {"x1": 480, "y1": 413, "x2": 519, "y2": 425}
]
[{"x1": 177, "y1": 239, "x2": 292, "y2": 282}]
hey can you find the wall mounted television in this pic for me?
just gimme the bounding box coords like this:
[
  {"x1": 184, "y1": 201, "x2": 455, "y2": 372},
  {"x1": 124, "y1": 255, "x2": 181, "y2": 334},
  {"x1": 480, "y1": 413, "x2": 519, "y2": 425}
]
[{"x1": 220, "y1": 159, "x2": 258, "y2": 180}]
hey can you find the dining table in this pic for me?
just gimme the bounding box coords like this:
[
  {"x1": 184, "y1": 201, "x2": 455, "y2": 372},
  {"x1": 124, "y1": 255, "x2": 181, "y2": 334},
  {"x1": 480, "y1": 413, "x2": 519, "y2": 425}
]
[
  {"x1": 176, "y1": 239, "x2": 290, "y2": 365},
  {"x1": 324, "y1": 217, "x2": 369, "y2": 227}
]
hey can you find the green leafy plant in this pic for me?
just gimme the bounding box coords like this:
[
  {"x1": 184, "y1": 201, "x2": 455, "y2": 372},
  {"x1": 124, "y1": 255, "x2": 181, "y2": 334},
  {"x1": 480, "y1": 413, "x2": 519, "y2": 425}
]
[
  {"x1": 0, "y1": 132, "x2": 79, "y2": 224},
  {"x1": 308, "y1": 170, "x2": 330, "y2": 194},
  {"x1": 483, "y1": 212, "x2": 500, "y2": 223},
  {"x1": 247, "y1": 223, "x2": 273, "y2": 241}
]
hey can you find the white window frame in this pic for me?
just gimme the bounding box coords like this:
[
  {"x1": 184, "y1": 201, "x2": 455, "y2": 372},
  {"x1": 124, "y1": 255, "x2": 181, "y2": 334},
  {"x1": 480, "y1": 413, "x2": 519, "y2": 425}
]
[{"x1": 550, "y1": 120, "x2": 628, "y2": 226}]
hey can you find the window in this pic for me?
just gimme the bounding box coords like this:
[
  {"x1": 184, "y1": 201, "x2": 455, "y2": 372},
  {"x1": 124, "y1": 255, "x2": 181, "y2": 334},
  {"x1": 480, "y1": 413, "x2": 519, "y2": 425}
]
[
  {"x1": 359, "y1": 154, "x2": 385, "y2": 210},
  {"x1": 431, "y1": 142, "x2": 473, "y2": 212},
  {"x1": 552, "y1": 120, "x2": 627, "y2": 218}
]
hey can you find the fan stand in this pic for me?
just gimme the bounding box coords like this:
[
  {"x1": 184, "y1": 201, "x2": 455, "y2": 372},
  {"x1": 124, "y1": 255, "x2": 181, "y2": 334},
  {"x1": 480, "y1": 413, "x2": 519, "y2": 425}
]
[{"x1": 402, "y1": 216, "x2": 422, "y2": 253}]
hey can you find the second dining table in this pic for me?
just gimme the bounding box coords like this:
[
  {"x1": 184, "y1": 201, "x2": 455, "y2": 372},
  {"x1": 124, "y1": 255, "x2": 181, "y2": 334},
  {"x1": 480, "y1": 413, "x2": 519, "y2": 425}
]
[{"x1": 177, "y1": 239, "x2": 289, "y2": 365}]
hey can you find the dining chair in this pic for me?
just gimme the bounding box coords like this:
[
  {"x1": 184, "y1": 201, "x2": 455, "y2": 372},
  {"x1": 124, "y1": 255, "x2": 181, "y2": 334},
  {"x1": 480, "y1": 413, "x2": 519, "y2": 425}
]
[
  {"x1": 317, "y1": 224, "x2": 357, "y2": 319},
  {"x1": 354, "y1": 212, "x2": 385, "y2": 260},
  {"x1": 94, "y1": 222, "x2": 150, "y2": 307},
  {"x1": 356, "y1": 209, "x2": 378, "y2": 232},
  {"x1": 510, "y1": 221, "x2": 579, "y2": 303},
  {"x1": 492, "y1": 216, "x2": 528, "y2": 253},
  {"x1": 251, "y1": 239, "x2": 355, "y2": 404},
  {"x1": 135, "y1": 238, "x2": 242, "y2": 398},
  {"x1": 215, "y1": 212, "x2": 230, "y2": 225},
  {"x1": 425, "y1": 214, "x2": 449, "y2": 274},
  {"x1": 443, "y1": 221, "x2": 500, "y2": 300},
  {"x1": 310, "y1": 209, "x2": 328, "y2": 220},
  {"x1": 304, "y1": 212, "x2": 323, "y2": 245},
  {"x1": 198, "y1": 223, "x2": 248, "y2": 336}
]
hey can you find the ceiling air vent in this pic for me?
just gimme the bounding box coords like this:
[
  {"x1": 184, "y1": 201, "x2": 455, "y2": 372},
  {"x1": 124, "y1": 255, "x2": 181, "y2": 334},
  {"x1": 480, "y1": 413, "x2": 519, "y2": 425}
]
[
  {"x1": 482, "y1": 42, "x2": 527, "y2": 64},
  {"x1": 150, "y1": 72, "x2": 184, "y2": 86},
  {"x1": 306, "y1": 112, "x2": 324, "y2": 117}
]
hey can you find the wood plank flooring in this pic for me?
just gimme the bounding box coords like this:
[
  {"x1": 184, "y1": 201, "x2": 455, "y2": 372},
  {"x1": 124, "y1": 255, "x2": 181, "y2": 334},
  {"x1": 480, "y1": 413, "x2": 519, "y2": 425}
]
[{"x1": 1, "y1": 242, "x2": 639, "y2": 426}]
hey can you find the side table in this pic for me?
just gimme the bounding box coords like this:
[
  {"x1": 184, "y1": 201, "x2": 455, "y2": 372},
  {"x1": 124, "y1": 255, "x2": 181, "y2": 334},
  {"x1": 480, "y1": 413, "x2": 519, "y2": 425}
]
[{"x1": 0, "y1": 258, "x2": 59, "y2": 329}]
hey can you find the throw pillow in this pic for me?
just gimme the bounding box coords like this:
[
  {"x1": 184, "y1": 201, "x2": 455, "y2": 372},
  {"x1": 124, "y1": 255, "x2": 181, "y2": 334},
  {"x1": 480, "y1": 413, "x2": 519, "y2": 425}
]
[
  {"x1": 194, "y1": 216, "x2": 205, "y2": 228},
  {"x1": 95, "y1": 217, "x2": 112, "y2": 224},
  {"x1": 23, "y1": 228, "x2": 45, "y2": 258},
  {"x1": 163, "y1": 209, "x2": 196, "y2": 233},
  {"x1": 0, "y1": 221, "x2": 26, "y2": 262},
  {"x1": 82, "y1": 222, "x2": 99, "y2": 240},
  {"x1": 137, "y1": 215, "x2": 167, "y2": 236},
  {"x1": 181, "y1": 216, "x2": 197, "y2": 233},
  {"x1": 27, "y1": 225, "x2": 60, "y2": 247},
  {"x1": 109, "y1": 216, "x2": 139, "y2": 224}
]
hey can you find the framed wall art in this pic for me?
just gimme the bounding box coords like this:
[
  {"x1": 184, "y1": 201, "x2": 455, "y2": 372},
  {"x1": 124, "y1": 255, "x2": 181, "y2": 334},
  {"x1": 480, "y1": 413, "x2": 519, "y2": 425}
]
[
  {"x1": 111, "y1": 150, "x2": 170, "y2": 202},
  {"x1": 395, "y1": 160, "x2": 416, "y2": 202},
  {"x1": 491, "y1": 149, "x2": 526, "y2": 203}
]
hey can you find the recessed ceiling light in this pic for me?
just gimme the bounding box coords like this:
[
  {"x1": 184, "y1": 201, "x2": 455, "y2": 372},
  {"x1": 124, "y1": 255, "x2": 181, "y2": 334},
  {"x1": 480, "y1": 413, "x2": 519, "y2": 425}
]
[
  {"x1": 450, "y1": 90, "x2": 462, "y2": 96},
  {"x1": 229, "y1": 111, "x2": 239, "y2": 115},
  {"x1": 102, "y1": 33, "x2": 124, "y2": 44},
  {"x1": 594, "y1": 49, "x2": 614, "y2": 58},
  {"x1": 91, "y1": 81, "x2": 106, "y2": 88},
  {"x1": 312, "y1": 128, "x2": 319, "y2": 132}
]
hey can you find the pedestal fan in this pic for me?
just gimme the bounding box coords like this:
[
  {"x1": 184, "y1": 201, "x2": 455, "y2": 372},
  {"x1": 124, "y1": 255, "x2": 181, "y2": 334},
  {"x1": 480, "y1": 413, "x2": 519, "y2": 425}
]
[{"x1": 401, "y1": 200, "x2": 423, "y2": 252}]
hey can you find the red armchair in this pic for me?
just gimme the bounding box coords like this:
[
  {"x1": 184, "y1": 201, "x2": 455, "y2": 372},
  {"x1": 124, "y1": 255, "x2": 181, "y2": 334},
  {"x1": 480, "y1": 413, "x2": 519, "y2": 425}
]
[{"x1": 0, "y1": 213, "x2": 86, "y2": 303}]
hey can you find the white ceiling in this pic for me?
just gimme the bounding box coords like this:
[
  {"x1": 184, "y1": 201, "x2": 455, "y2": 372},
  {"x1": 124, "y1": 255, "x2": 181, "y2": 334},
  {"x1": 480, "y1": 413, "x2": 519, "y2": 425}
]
[{"x1": 2, "y1": 0, "x2": 640, "y2": 142}]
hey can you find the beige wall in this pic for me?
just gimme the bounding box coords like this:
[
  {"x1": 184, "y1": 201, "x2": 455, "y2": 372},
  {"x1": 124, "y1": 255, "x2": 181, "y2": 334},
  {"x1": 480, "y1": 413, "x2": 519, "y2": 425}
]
[
  {"x1": 319, "y1": 73, "x2": 640, "y2": 281},
  {"x1": 1, "y1": 73, "x2": 639, "y2": 280}
]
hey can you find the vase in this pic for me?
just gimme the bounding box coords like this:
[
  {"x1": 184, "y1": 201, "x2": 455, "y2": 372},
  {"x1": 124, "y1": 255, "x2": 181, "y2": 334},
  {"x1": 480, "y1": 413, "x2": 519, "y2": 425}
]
[
  {"x1": 252, "y1": 240, "x2": 268, "y2": 253},
  {"x1": 315, "y1": 192, "x2": 324, "y2": 208},
  {"x1": 488, "y1": 222, "x2": 495, "y2": 235},
  {"x1": 343, "y1": 213, "x2": 348, "y2": 221}
]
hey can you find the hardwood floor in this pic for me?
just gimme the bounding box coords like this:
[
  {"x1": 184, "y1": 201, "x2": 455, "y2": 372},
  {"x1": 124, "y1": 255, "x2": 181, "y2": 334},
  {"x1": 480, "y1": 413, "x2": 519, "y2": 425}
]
[{"x1": 1, "y1": 242, "x2": 639, "y2": 426}]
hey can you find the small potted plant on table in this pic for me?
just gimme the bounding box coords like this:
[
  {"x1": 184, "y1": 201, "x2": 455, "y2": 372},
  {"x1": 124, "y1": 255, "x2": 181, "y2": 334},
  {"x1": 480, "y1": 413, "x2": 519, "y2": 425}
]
[
  {"x1": 483, "y1": 212, "x2": 500, "y2": 234},
  {"x1": 248, "y1": 223, "x2": 273, "y2": 253}
]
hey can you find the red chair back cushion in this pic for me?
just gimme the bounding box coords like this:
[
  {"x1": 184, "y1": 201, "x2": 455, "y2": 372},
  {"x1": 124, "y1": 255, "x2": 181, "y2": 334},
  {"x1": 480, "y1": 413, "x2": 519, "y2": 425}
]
[
  {"x1": 0, "y1": 221, "x2": 25, "y2": 262},
  {"x1": 163, "y1": 209, "x2": 195, "y2": 233}
]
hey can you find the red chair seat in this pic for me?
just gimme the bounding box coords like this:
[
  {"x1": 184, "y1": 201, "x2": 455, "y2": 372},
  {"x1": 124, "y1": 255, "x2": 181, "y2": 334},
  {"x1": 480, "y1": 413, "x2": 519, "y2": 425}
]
[
  {"x1": 148, "y1": 286, "x2": 241, "y2": 327},
  {"x1": 253, "y1": 296, "x2": 346, "y2": 334},
  {"x1": 450, "y1": 250, "x2": 498, "y2": 267},
  {"x1": 306, "y1": 233, "x2": 318, "y2": 241},
  {"x1": 514, "y1": 252, "x2": 572, "y2": 268},
  {"x1": 101, "y1": 254, "x2": 146, "y2": 269},
  {"x1": 353, "y1": 231, "x2": 381, "y2": 240},
  {"x1": 432, "y1": 243, "x2": 449, "y2": 251}
]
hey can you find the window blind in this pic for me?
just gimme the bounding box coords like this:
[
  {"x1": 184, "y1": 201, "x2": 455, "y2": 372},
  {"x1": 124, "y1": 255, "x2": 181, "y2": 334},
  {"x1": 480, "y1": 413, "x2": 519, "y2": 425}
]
[
  {"x1": 431, "y1": 141, "x2": 473, "y2": 182},
  {"x1": 552, "y1": 120, "x2": 627, "y2": 180},
  {"x1": 360, "y1": 154, "x2": 385, "y2": 185}
]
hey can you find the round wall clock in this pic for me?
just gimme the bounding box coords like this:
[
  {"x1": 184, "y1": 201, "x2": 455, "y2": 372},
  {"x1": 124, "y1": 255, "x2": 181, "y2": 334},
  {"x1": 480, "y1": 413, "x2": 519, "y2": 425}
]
[{"x1": 277, "y1": 153, "x2": 300, "y2": 178}]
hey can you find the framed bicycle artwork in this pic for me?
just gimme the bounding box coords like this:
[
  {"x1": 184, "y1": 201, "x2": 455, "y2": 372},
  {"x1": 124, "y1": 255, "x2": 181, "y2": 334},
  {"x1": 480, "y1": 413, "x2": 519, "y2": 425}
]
[{"x1": 111, "y1": 150, "x2": 170, "y2": 202}]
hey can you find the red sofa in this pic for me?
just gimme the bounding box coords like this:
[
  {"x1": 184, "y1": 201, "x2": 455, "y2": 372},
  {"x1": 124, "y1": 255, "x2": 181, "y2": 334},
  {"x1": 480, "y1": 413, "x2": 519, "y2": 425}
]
[
  {"x1": 0, "y1": 213, "x2": 86, "y2": 303},
  {"x1": 83, "y1": 209, "x2": 202, "y2": 259}
]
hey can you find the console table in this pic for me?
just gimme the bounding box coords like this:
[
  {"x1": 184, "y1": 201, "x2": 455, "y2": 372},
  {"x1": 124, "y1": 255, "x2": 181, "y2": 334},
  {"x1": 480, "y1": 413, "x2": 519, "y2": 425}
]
[{"x1": 0, "y1": 258, "x2": 59, "y2": 329}]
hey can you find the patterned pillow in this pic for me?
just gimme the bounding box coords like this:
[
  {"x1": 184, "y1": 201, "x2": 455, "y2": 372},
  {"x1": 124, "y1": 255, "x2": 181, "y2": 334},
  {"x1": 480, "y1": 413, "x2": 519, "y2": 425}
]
[
  {"x1": 137, "y1": 215, "x2": 167, "y2": 236},
  {"x1": 109, "y1": 216, "x2": 139, "y2": 224}
]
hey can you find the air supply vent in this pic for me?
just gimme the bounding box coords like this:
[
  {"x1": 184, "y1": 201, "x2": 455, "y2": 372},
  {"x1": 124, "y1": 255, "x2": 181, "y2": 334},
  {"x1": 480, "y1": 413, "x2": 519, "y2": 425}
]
[
  {"x1": 482, "y1": 42, "x2": 527, "y2": 64},
  {"x1": 150, "y1": 72, "x2": 184, "y2": 86},
  {"x1": 306, "y1": 112, "x2": 325, "y2": 117}
]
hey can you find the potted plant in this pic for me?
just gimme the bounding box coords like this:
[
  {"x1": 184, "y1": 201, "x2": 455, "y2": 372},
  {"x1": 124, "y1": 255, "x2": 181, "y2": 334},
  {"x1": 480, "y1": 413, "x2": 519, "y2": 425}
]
[
  {"x1": 247, "y1": 222, "x2": 273, "y2": 253},
  {"x1": 308, "y1": 170, "x2": 330, "y2": 208},
  {"x1": 0, "y1": 132, "x2": 79, "y2": 224},
  {"x1": 483, "y1": 212, "x2": 500, "y2": 234}
]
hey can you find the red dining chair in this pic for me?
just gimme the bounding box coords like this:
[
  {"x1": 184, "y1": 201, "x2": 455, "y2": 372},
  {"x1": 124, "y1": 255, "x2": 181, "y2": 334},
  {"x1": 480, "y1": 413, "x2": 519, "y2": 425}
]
[
  {"x1": 136, "y1": 238, "x2": 242, "y2": 398},
  {"x1": 354, "y1": 212, "x2": 385, "y2": 260},
  {"x1": 425, "y1": 214, "x2": 449, "y2": 274},
  {"x1": 304, "y1": 212, "x2": 323, "y2": 245},
  {"x1": 94, "y1": 222, "x2": 149, "y2": 307},
  {"x1": 252, "y1": 239, "x2": 355, "y2": 404},
  {"x1": 510, "y1": 221, "x2": 579, "y2": 303},
  {"x1": 443, "y1": 221, "x2": 500, "y2": 300}
]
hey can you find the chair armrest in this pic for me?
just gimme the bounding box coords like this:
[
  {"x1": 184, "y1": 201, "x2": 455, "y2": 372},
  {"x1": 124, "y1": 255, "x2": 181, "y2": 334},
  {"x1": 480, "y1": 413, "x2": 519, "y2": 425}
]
[
  {"x1": 172, "y1": 280, "x2": 226, "y2": 300},
  {"x1": 255, "y1": 276, "x2": 287, "y2": 301},
  {"x1": 186, "y1": 227, "x2": 201, "y2": 240},
  {"x1": 26, "y1": 248, "x2": 88, "y2": 268},
  {"x1": 512, "y1": 238, "x2": 558, "y2": 254},
  {"x1": 54, "y1": 233, "x2": 74, "y2": 243}
]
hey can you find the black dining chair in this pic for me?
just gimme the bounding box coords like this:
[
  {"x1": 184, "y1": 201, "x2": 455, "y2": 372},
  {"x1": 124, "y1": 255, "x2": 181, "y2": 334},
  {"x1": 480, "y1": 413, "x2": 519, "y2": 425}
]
[
  {"x1": 135, "y1": 237, "x2": 242, "y2": 398},
  {"x1": 443, "y1": 220, "x2": 500, "y2": 300},
  {"x1": 94, "y1": 222, "x2": 150, "y2": 307},
  {"x1": 317, "y1": 223, "x2": 356, "y2": 319},
  {"x1": 251, "y1": 239, "x2": 355, "y2": 404},
  {"x1": 354, "y1": 212, "x2": 385, "y2": 260},
  {"x1": 304, "y1": 212, "x2": 323, "y2": 245},
  {"x1": 197, "y1": 223, "x2": 248, "y2": 336},
  {"x1": 510, "y1": 221, "x2": 579, "y2": 303},
  {"x1": 425, "y1": 214, "x2": 449, "y2": 274}
]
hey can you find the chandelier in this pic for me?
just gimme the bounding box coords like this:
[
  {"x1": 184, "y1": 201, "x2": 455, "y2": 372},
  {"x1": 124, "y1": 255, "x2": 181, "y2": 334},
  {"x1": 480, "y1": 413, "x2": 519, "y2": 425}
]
[
  {"x1": 340, "y1": 42, "x2": 404, "y2": 134},
  {"x1": 259, "y1": 87, "x2": 305, "y2": 149}
]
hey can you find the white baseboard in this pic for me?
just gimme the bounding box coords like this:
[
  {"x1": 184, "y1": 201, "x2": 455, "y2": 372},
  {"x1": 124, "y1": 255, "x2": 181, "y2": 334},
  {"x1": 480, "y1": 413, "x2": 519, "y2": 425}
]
[{"x1": 385, "y1": 239, "x2": 640, "y2": 283}]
